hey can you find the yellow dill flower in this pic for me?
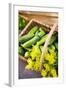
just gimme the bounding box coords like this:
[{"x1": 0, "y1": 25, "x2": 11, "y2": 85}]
[
  {"x1": 50, "y1": 68, "x2": 57, "y2": 77},
  {"x1": 33, "y1": 57, "x2": 40, "y2": 71},
  {"x1": 44, "y1": 53, "x2": 50, "y2": 61},
  {"x1": 41, "y1": 69, "x2": 47, "y2": 77},
  {"x1": 31, "y1": 45, "x2": 41, "y2": 60},
  {"x1": 48, "y1": 54, "x2": 55, "y2": 64},
  {"x1": 43, "y1": 63, "x2": 50, "y2": 72},
  {"x1": 44, "y1": 47, "x2": 56, "y2": 65},
  {"x1": 25, "y1": 58, "x2": 34, "y2": 70}
]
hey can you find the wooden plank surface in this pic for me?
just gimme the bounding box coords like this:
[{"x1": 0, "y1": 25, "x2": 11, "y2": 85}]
[{"x1": 19, "y1": 11, "x2": 58, "y2": 26}]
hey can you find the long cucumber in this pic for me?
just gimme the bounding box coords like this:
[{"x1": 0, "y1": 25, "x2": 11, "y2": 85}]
[
  {"x1": 37, "y1": 34, "x2": 56, "y2": 46},
  {"x1": 49, "y1": 35, "x2": 56, "y2": 45},
  {"x1": 28, "y1": 26, "x2": 38, "y2": 34},
  {"x1": 19, "y1": 33, "x2": 34, "y2": 43},
  {"x1": 37, "y1": 34, "x2": 48, "y2": 46},
  {"x1": 21, "y1": 36, "x2": 40, "y2": 48},
  {"x1": 19, "y1": 26, "x2": 38, "y2": 43}
]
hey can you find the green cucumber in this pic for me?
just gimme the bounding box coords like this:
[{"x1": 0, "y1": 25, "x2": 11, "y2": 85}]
[
  {"x1": 28, "y1": 26, "x2": 38, "y2": 34},
  {"x1": 21, "y1": 35, "x2": 40, "y2": 48},
  {"x1": 37, "y1": 34, "x2": 48, "y2": 46},
  {"x1": 19, "y1": 26, "x2": 38, "y2": 43},
  {"x1": 25, "y1": 51, "x2": 31, "y2": 58},
  {"x1": 18, "y1": 46, "x2": 25, "y2": 55},
  {"x1": 19, "y1": 33, "x2": 34, "y2": 43},
  {"x1": 39, "y1": 27, "x2": 46, "y2": 35},
  {"x1": 49, "y1": 35, "x2": 56, "y2": 45}
]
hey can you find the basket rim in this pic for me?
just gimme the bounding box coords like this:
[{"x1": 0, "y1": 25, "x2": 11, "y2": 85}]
[{"x1": 19, "y1": 19, "x2": 51, "y2": 37}]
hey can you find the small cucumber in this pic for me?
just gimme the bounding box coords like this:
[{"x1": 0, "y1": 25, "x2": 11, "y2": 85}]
[{"x1": 18, "y1": 46, "x2": 25, "y2": 55}]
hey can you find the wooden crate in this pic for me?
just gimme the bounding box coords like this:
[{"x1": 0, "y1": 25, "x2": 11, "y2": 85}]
[
  {"x1": 19, "y1": 19, "x2": 51, "y2": 62},
  {"x1": 19, "y1": 12, "x2": 58, "y2": 66}
]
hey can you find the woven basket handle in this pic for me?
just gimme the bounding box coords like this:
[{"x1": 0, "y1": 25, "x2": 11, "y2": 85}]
[{"x1": 39, "y1": 21, "x2": 58, "y2": 71}]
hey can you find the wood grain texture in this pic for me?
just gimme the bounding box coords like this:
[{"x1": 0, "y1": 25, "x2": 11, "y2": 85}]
[{"x1": 19, "y1": 11, "x2": 58, "y2": 26}]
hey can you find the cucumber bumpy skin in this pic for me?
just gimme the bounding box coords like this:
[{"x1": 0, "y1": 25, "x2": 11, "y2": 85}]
[
  {"x1": 19, "y1": 26, "x2": 38, "y2": 44},
  {"x1": 21, "y1": 29, "x2": 45, "y2": 48},
  {"x1": 19, "y1": 33, "x2": 34, "y2": 44},
  {"x1": 37, "y1": 34, "x2": 48, "y2": 46},
  {"x1": 18, "y1": 46, "x2": 25, "y2": 55},
  {"x1": 21, "y1": 35, "x2": 40, "y2": 48},
  {"x1": 28, "y1": 26, "x2": 38, "y2": 34}
]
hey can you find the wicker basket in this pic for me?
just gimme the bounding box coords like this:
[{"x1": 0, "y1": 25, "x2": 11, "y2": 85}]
[
  {"x1": 19, "y1": 19, "x2": 50, "y2": 60},
  {"x1": 19, "y1": 19, "x2": 58, "y2": 71}
]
